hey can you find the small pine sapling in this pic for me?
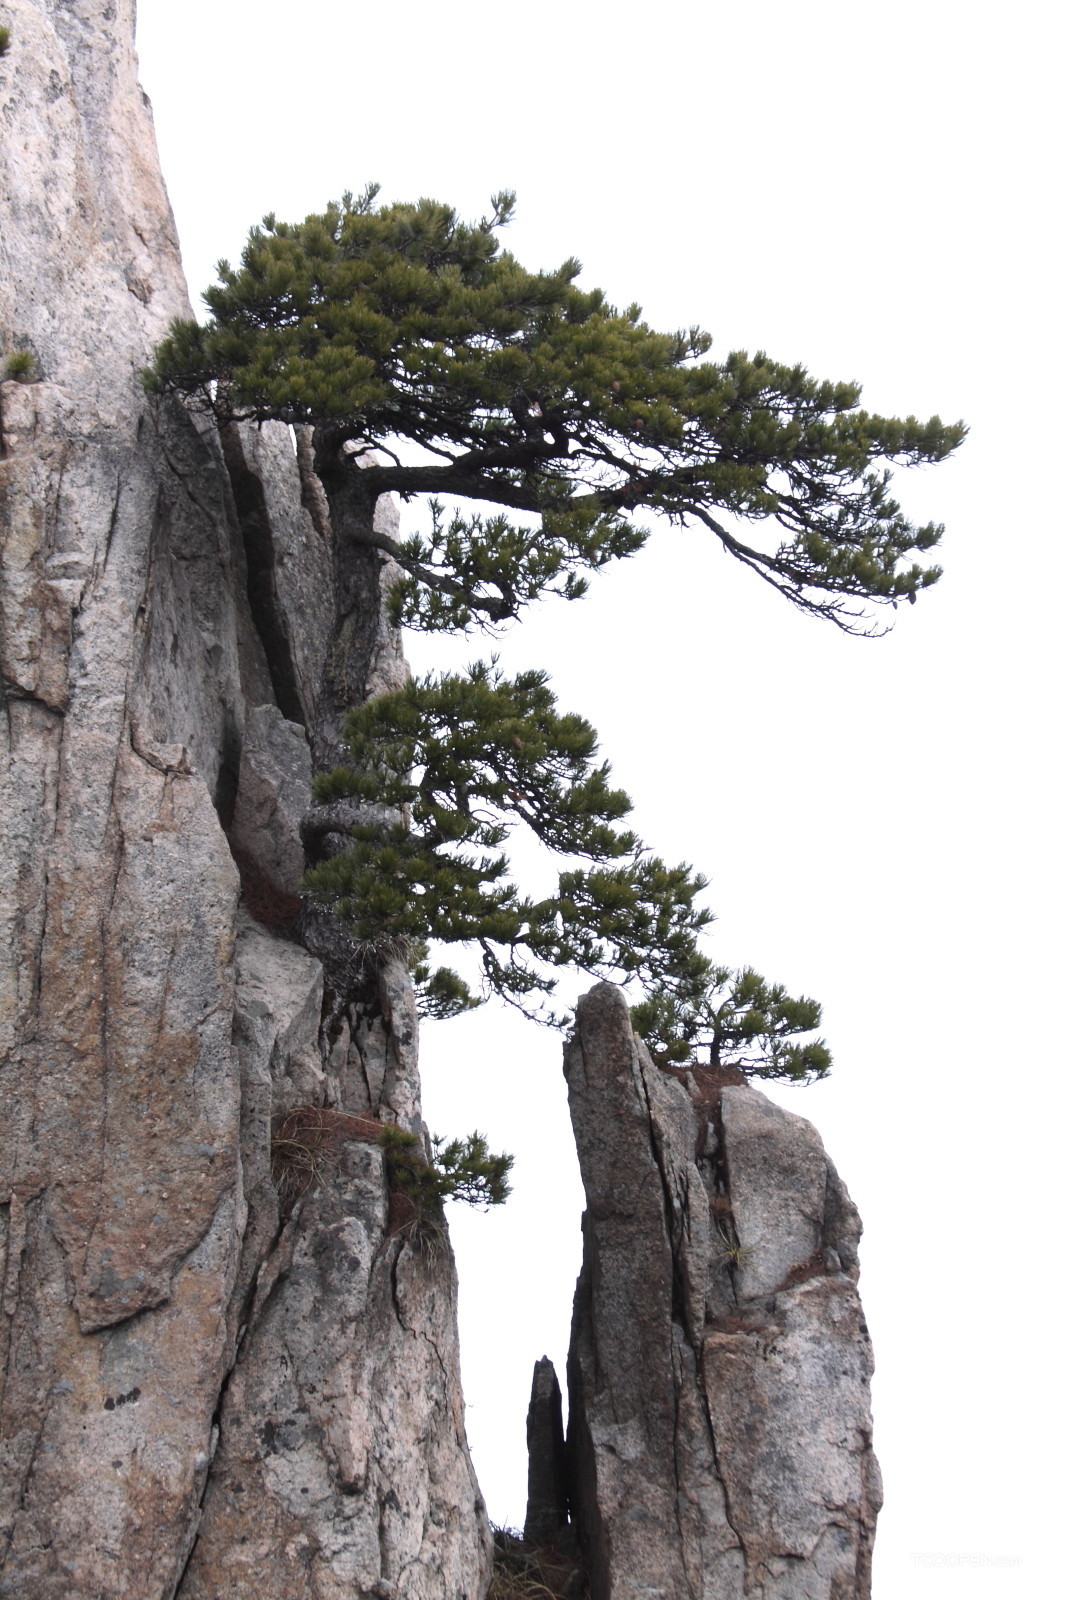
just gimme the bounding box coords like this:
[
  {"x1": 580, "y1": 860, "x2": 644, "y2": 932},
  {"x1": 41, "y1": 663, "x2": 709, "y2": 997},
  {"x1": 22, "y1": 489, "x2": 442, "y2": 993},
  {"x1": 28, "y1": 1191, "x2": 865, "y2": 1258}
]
[
  {"x1": 378, "y1": 1124, "x2": 513, "y2": 1213},
  {"x1": 630, "y1": 965, "x2": 831, "y2": 1083}
]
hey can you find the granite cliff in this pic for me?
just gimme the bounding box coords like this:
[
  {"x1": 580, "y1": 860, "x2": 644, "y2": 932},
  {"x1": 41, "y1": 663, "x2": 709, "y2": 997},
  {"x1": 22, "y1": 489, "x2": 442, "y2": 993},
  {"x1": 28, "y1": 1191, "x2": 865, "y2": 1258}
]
[
  {"x1": 0, "y1": 5, "x2": 488, "y2": 1596},
  {"x1": 540, "y1": 985, "x2": 881, "y2": 1600},
  {"x1": 0, "y1": 5, "x2": 879, "y2": 1596}
]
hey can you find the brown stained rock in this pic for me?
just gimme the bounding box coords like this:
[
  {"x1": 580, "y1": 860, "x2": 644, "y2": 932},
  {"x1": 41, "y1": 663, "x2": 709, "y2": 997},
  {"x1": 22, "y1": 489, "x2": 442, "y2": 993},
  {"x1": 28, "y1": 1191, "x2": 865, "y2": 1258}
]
[
  {"x1": 1, "y1": 5, "x2": 489, "y2": 1595},
  {"x1": 563, "y1": 983, "x2": 879, "y2": 1600},
  {"x1": 2, "y1": 15, "x2": 249, "y2": 1588}
]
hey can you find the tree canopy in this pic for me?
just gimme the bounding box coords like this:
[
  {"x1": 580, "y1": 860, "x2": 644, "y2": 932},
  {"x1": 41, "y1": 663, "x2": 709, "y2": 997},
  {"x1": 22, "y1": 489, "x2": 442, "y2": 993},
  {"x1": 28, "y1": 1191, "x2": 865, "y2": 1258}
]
[
  {"x1": 150, "y1": 186, "x2": 964, "y2": 1082},
  {"x1": 305, "y1": 662, "x2": 829, "y2": 1081},
  {"x1": 147, "y1": 185, "x2": 965, "y2": 635}
]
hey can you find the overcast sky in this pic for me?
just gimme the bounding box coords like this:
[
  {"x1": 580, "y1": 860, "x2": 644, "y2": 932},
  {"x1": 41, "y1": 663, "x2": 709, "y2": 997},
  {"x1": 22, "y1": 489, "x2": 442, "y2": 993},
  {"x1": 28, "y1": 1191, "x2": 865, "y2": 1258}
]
[{"x1": 136, "y1": 4, "x2": 1065, "y2": 1593}]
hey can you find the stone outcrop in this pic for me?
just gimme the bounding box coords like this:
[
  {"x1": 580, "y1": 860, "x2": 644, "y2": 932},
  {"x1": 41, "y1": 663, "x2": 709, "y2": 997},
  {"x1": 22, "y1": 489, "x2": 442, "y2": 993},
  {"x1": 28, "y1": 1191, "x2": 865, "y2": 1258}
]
[
  {"x1": 0, "y1": 6, "x2": 489, "y2": 1597},
  {"x1": 559, "y1": 984, "x2": 881, "y2": 1600},
  {"x1": 525, "y1": 1356, "x2": 569, "y2": 1548},
  {"x1": 177, "y1": 923, "x2": 490, "y2": 1600}
]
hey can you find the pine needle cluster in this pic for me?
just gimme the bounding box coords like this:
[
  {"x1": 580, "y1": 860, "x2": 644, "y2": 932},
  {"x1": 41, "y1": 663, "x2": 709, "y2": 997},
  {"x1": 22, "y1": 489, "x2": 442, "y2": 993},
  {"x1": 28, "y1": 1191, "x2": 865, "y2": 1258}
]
[
  {"x1": 630, "y1": 967, "x2": 830, "y2": 1082},
  {"x1": 306, "y1": 664, "x2": 829, "y2": 1080},
  {"x1": 379, "y1": 1124, "x2": 513, "y2": 1212}
]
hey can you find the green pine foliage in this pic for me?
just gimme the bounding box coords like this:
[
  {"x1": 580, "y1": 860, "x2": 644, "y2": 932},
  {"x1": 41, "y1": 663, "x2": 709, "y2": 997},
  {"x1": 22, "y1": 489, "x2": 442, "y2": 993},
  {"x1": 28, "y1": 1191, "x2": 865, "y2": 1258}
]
[
  {"x1": 0, "y1": 27, "x2": 10, "y2": 57},
  {"x1": 147, "y1": 185, "x2": 965, "y2": 634},
  {"x1": 304, "y1": 661, "x2": 709, "y2": 1019},
  {"x1": 147, "y1": 186, "x2": 963, "y2": 1079},
  {"x1": 4, "y1": 349, "x2": 34, "y2": 381},
  {"x1": 408, "y1": 948, "x2": 484, "y2": 1021},
  {"x1": 389, "y1": 498, "x2": 646, "y2": 633},
  {"x1": 306, "y1": 664, "x2": 828, "y2": 1079},
  {"x1": 630, "y1": 967, "x2": 831, "y2": 1083},
  {"x1": 379, "y1": 1124, "x2": 513, "y2": 1212}
]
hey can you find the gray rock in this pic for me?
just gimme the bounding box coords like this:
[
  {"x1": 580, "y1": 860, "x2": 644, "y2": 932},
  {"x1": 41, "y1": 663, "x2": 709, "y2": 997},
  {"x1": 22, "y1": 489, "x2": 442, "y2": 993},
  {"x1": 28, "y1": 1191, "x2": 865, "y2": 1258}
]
[
  {"x1": 719, "y1": 1087, "x2": 830, "y2": 1299},
  {"x1": 0, "y1": 6, "x2": 488, "y2": 1595},
  {"x1": 179, "y1": 1145, "x2": 492, "y2": 1600},
  {"x1": 524, "y1": 1356, "x2": 569, "y2": 1546},
  {"x1": 229, "y1": 702, "x2": 313, "y2": 900},
  {"x1": 563, "y1": 984, "x2": 880, "y2": 1600}
]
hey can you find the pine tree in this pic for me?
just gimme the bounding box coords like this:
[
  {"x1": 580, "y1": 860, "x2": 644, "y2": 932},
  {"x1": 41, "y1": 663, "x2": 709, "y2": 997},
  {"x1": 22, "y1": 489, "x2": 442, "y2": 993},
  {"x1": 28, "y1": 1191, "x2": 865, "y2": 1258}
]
[
  {"x1": 150, "y1": 187, "x2": 963, "y2": 1080},
  {"x1": 147, "y1": 185, "x2": 964, "y2": 635},
  {"x1": 305, "y1": 663, "x2": 828, "y2": 1079},
  {"x1": 630, "y1": 968, "x2": 831, "y2": 1082}
]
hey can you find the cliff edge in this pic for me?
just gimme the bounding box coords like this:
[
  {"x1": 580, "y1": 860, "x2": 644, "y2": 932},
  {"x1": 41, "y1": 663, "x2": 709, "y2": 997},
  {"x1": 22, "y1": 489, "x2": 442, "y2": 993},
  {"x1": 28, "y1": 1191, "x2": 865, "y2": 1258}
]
[{"x1": 0, "y1": 5, "x2": 489, "y2": 1596}]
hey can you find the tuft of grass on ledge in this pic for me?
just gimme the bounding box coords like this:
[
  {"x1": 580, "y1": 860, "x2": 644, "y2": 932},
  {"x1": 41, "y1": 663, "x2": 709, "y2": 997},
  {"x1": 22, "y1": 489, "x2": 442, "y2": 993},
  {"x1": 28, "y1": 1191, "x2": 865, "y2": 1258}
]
[
  {"x1": 4, "y1": 349, "x2": 35, "y2": 382},
  {"x1": 488, "y1": 1526, "x2": 586, "y2": 1599}
]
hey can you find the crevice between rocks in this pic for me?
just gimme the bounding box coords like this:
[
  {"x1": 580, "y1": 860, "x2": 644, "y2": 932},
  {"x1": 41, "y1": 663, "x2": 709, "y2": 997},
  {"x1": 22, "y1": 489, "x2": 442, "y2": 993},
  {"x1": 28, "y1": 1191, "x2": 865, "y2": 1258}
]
[
  {"x1": 644, "y1": 1061, "x2": 751, "y2": 1591},
  {"x1": 218, "y1": 423, "x2": 305, "y2": 728},
  {"x1": 169, "y1": 1190, "x2": 302, "y2": 1600}
]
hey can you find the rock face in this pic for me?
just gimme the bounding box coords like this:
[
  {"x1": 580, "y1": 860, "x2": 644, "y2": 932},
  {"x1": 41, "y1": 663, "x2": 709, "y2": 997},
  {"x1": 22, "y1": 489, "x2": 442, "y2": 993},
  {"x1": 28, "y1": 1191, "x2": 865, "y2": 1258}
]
[
  {"x1": 561, "y1": 984, "x2": 881, "y2": 1600},
  {"x1": 524, "y1": 1356, "x2": 569, "y2": 1548},
  {"x1": 0, "y1": 6, "x2": 489, "y2": 1598},
  {"x1": 177, "y1": 925, "x2": 489, "y2": 1600}
]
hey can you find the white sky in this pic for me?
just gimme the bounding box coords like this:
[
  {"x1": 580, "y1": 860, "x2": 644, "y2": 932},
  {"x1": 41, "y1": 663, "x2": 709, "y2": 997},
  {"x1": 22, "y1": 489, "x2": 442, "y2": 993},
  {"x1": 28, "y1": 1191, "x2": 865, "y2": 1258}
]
[{"x1": 135, "y1": 4, "x2": 1065, "y2": 1594}]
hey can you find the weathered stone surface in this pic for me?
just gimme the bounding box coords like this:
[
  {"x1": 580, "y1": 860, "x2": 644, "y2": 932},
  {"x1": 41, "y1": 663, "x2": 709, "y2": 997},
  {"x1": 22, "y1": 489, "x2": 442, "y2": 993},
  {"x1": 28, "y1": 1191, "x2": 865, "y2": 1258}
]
[
  {"x1": 229, "y1": 703, "x2": 314, "y2": 900},
  {"x1": 1, "y1": 6, "x2": 488, "y2": 1596},
  {"x1": 525, "y1": 1356, "x2": 569, "y2": 1546},
  {"x1": 1, "y1": 14, "x2": 250, "y2": 1589},
  {"x1": 719, "y1": 1088, "x2": 851, "y2": 1299},
  {"x1": 179, "y1": 1148, "x2": 492, "y2": 1600},
  {"x1": 227, "y1": 912, "x2": 325, "y2": 1322},
  {"x1": 563, "y1": 984, "x2": 880, "y2": 1600}
]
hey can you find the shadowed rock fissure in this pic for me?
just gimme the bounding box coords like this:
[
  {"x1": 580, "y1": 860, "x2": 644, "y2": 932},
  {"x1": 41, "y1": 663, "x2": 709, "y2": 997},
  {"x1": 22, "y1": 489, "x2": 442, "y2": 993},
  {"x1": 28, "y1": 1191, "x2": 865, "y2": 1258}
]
[{"x1": 219, "y1": 422, "x2": 306, "y2": 728}]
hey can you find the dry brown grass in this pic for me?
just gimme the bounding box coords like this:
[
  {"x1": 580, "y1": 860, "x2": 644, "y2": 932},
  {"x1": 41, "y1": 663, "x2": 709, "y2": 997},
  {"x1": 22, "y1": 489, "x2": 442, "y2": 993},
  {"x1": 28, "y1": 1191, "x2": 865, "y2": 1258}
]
[
  {"x1": 271, "y1": 1106, "x2": 385, "y2": 1210},
  {"x1": 271, "y1": 1105, "x2": 442, "y2": 1245},
  {"x1": 487, "y1": 1527, "x2": 585, "y2": 1599}
]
